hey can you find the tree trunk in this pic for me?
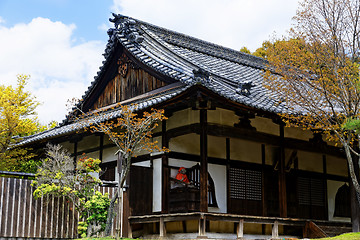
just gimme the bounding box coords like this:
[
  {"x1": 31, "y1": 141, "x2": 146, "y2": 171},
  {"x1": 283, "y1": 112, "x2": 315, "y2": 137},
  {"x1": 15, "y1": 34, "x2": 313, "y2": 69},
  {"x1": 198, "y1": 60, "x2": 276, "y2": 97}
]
[
  {"x1": 343, "y1": 144, "x2": 360, "y2": 231},
  {"x1": 104, "y1": 154, "x2": 131, "y2": 236},
  {"x1": 104, "y1": 190, "x2": 119, "y2": 236}
]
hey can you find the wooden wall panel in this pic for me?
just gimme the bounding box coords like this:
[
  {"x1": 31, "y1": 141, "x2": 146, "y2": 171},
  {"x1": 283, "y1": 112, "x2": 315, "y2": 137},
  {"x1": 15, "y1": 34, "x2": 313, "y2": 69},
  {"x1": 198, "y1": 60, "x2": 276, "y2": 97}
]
[{"x1": 93, "y1": 68, "x2": 169, "y2": 109}]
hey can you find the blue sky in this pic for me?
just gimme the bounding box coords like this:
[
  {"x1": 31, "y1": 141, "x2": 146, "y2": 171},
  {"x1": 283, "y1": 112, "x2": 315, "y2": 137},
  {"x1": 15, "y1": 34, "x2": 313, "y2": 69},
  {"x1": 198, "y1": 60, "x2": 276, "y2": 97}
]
[
  {"x1": 0, "y1": 0, "x2": 112, "y2": 43},
  {"x1": 0, "y1": 0, "x2": 298, "y2": 124}
]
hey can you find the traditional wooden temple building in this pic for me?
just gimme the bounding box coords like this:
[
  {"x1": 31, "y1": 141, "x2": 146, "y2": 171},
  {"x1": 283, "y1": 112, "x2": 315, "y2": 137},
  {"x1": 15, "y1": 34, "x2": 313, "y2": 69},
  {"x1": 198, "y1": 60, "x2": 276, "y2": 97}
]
[{"x1": 20, "y1": 14, "x2": 355, "y2": 239}]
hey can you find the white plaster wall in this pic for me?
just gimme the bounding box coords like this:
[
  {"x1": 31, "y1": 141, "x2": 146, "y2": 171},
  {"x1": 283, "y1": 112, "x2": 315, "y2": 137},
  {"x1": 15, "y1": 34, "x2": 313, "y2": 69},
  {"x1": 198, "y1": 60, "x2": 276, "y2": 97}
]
[
  {"x1": 264, "y1": 145, "x2": 278, "y2": 166},
  {"x1": 251, "y1": 116, "x2": 279, "y2": 136},
  {"x1": 327, "y1": 155, "x2": 348, "y2": 177},
  {"x1": 153, "y1": 121, "x2": 162, "y2": 134},
  {"x1": 102, "y1": 146, "x2": 118, "y2": 163},
  {"x1": 208, "y1": 163, "x2": 227, "y2": 213},
  {"x1": 284, "y1": 127, "x2": 313, "y2": 141},
  {"x1": 153, "y1": 158, "x2": 162, "y2": 212},
  {"x1": 77, "y1": 135, "x2": 100, "y2": 152},
  {"x1": 78, "y1": 151, "x2": 100, "y2": 160},
  {"x1": 168, "y1": 159, "x2": 227, "y2": 213},
  {"x1": 230, "y1": 138, "x2": 262, "y2": 164},
  {"x1": 298, "y1": 151, "x2": 323, "y2": 173},
  {"x1": 207, "y1": 108, "x2": 238, "y2": 127},
  {"x1": 208, "y1": 135, "x2": 226, "y2": 159},
  {"x1": 327, "y1": 180, "x2": 351, "y2": 222},
  {"x1": 169, "y1": 133, "x2": 200, "y2": 155},
  {"x1": 60, "y1": 141, "x2": 74, "y2": 154},
  {"x1": 133, "y1": 160, "x2": 151, "y2": 167},
  {"x1": 167, "y1": 108, "x2": 199, "y2": 130}
]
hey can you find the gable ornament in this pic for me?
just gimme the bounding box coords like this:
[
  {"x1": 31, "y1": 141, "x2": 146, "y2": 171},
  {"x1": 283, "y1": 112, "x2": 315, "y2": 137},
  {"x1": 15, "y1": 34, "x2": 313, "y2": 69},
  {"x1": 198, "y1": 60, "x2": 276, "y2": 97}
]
[{"x1": 117, "y1": 53, "x2": 139, "y2": 77}]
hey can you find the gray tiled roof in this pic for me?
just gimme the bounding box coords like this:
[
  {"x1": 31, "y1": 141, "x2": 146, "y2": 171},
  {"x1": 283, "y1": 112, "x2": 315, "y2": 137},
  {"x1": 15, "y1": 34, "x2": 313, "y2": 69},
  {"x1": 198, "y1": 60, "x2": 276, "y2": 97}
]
[
  {"x1": 19, "y1": 14, "x2": 288, "y2": 146},
  {"x1": 18, "y1": 83, "x2": 189, "y2": 146},
  {"x1": 107, "y1": 14, "x2": 287, "y2": 113}
]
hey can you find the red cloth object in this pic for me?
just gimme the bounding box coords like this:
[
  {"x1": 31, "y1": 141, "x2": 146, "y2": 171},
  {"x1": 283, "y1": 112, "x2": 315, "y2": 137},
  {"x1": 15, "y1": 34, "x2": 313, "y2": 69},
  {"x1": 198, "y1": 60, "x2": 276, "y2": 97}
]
[{"x1": 175, "y1": 167, "x2": 189, "y2": 183}]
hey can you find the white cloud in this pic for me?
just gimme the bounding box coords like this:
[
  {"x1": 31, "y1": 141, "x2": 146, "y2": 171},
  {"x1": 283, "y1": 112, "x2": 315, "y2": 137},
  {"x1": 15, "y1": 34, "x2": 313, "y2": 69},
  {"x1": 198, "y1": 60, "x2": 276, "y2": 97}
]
[
  {"x1": 0, "y1": 16, "x2": 5, "y2": 24},
  {"x1": 0, "y1": 17, "x2": 105, "y2": 124},
  {"x1": 112, "y1": 0, "x2": 298, "y2": 51}
]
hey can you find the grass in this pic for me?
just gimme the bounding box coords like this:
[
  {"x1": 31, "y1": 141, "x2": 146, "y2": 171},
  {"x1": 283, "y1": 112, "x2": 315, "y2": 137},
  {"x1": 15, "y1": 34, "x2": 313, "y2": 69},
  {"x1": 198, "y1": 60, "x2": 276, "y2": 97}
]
[
  {"x1": 312, "y1": 232, "x2": 360, "y2": 240},
  {"x1": 78, "y1": 238, "x2": 137, "y2": 240}
]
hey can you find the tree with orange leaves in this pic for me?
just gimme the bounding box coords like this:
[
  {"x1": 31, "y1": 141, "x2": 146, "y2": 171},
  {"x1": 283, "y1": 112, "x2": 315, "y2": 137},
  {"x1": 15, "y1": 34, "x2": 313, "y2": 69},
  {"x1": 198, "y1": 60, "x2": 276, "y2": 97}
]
[
  {"x1": 262, "y1": 0, "x2": 360, "y2": 224},
  {"x1": 70, "y1": 101, "x2": 167, "y2": 236}
]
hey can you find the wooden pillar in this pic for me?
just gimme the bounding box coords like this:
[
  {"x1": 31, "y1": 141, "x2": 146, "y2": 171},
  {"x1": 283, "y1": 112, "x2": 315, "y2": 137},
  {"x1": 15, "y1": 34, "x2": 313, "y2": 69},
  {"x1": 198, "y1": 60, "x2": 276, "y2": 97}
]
[
  {"x1": 271, "y1": 221, "x2": 279, "y2": 239},
  {"x1": 122, "y1": 170, "x2": 131, "y2": 237},
  {"x1": 198, "y1": 214, "x2": 207, "y2": 238},
  {"x1": 279, "y1": 124, "x2": 287, "y2": 217},
  {"x1": 236, "y1": 219, "x2": 244, "y2": 239},
  {"x1": 322, "y1": 155, "x2": 328, "y2": 220},
  {"x1": 226, "y1": 138, "x2": 230, "y2": 213},
  {"x1": 261, "y1": 144, "x2": 267, "y2": 217},
  {"x1": 122, "y1": 188, "x2": 130, "y2": 237},
  {"x1": 159, "y1": 217, "x2": 167, "y2": 239},
  {"x1": 200, "y1": 109, "x2": 208, "y2": 213},
  {"x1": 99, "y1": 133, "x2": 104, "y2": 161},
  {"x1": 162, "y1": 120, "x2": 169, "y2": 213},
  {"x1": 73, "y1": 141, "x2": 78, "y2": 168}
]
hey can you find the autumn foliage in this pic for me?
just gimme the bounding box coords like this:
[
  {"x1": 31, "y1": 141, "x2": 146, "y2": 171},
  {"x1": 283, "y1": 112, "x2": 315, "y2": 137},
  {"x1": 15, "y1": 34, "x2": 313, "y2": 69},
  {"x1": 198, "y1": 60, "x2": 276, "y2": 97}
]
[
  {"x1": 262, "y1": 0, "x2": 360, "y2": 198},
  {"x1": 69, "y1": 101, "x2": 167, "y2": 235},
  {"x1": 0, "y1": 75, "x2": 46, "y2": 172}
]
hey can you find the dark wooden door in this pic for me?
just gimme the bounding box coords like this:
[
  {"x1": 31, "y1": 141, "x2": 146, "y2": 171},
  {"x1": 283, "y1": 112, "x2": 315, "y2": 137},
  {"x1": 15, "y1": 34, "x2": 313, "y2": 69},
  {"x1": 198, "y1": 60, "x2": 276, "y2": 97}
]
[
  {"x1": 286, "y1": 172, "x2": 298, "y2": 218},
  {"x1": 264, "y1": 169, "x2": 279, "y2": 217},
  {"x1": 228, "y1": 166, "x2": 262, "y2": 216},
  {"x1": 129, "y1": 165, "x2": 153, "y2": 215},
  {"x1": 297, "y1": 175, "x2": 326, "y2": 220}
]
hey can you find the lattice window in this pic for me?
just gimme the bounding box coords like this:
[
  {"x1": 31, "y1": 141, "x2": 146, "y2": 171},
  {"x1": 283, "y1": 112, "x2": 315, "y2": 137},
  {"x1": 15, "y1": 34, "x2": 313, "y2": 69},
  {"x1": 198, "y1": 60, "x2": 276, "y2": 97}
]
[
  {"x1": 229, "y1": 167, "x2": 262, "y2": 201},
  {"x1": 298, "y1": 177, "x2": 324, "y2": 206}
]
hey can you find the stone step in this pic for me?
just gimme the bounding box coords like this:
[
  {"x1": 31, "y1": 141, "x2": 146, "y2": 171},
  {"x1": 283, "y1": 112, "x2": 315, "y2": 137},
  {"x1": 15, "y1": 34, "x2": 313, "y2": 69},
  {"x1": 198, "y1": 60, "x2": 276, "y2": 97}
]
[{"x1": 317, "y1": 225, "x2": 352, "y2": 237}]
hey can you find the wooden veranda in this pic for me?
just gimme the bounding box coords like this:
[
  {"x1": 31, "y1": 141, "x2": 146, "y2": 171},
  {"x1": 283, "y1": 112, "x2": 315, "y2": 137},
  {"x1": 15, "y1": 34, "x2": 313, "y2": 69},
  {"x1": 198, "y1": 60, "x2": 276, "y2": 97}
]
[{"x1": 128, "y1": 212, "x2": 351, "y2": 239}]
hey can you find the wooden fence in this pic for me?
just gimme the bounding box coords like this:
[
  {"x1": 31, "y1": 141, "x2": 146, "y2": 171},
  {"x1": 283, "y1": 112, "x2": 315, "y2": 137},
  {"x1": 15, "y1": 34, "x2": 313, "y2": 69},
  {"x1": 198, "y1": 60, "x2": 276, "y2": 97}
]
[{"x1": 0, "y1": 177, "x2": 117, "y2": 238}]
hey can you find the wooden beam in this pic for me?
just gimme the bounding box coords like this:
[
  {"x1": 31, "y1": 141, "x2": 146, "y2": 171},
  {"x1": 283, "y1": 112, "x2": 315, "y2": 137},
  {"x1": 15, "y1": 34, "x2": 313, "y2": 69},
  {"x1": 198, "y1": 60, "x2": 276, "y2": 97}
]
[
  {"x1": 70, "y1": 143, "x2": 116, "y2": 157},
  {"x1": 164, "y1": 122, "x2": 344, "y2": 157},
  {"x1": 162, "y1": 120, "x2": 169, "y2": 213},
  {"x1": 128, "y1": 212, "x2": 311, "y2": 226},
  {"x1": 200, "y1": 109, "x2": 208, "y2": 213},
  {"x1": 226, "y1": 138, "x2": 230, "y2": 214},
  {"x1": 279, "y1": 124, "x2": 287, "y2": 218}
]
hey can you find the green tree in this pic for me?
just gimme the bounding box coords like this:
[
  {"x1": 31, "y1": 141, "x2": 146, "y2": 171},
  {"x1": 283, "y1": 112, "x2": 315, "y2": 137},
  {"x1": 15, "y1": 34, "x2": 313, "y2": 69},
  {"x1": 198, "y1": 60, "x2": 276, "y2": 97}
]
[
  {"x1": 253, "y1": 40, "x2": 273, "y2": 59},
  {"x1": 0, "y1": 75, "x2": 45, "y2": 172},
  {"x1": 261, "y1": 0, "x2": 360, "y2": 229},
  {"x1": 240, "y1": 46, "x2": 251, "y2": 54},
  {"x1": 32, "y1": 144, "x2": 110, "y2": 237}
]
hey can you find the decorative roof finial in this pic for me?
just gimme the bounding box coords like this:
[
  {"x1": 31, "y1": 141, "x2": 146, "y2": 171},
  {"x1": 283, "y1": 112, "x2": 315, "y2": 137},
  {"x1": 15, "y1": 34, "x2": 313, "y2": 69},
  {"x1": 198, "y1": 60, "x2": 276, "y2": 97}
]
[
  {"x1": 193, "y1": 68, "x2": 211, "y2": 84},
  {"x1": 236, "y1": 81, "x2": 254, "y2": 97},
  {"x1": 109, "y1": 13, "x2": 144, "y2": 43}
]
